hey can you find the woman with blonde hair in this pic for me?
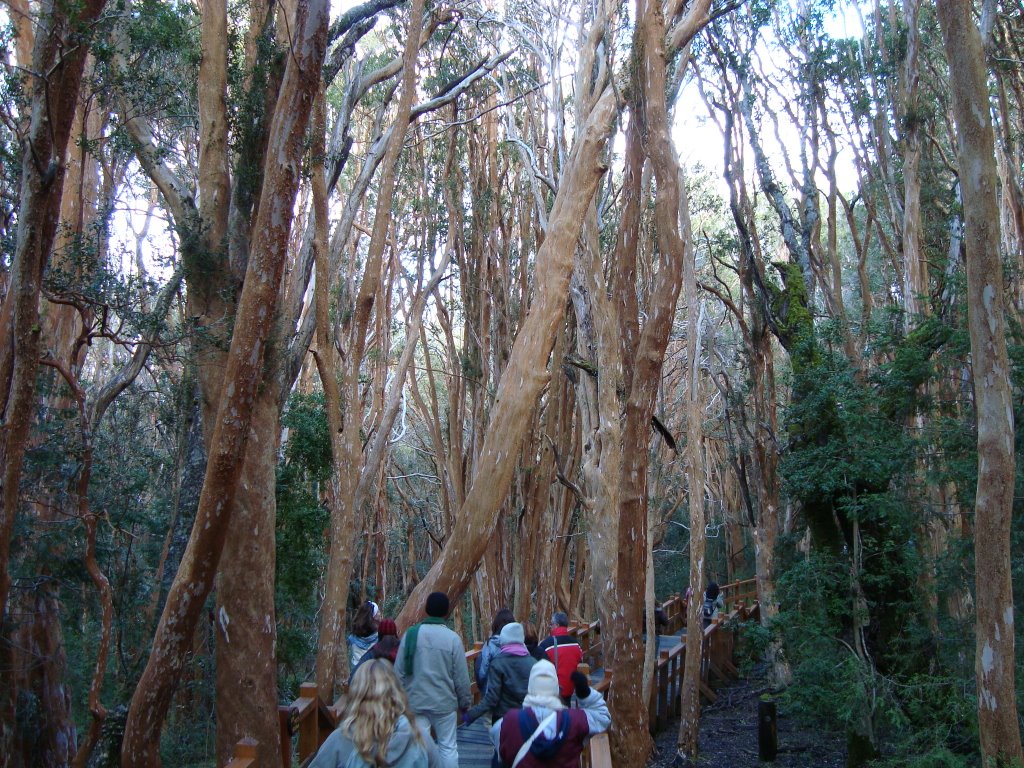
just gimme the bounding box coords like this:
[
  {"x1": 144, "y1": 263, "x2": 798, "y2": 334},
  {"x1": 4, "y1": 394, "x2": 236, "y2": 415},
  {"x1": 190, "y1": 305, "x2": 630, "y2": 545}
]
[{"x1": 311, "y1": 659, "x2": 438, "y2": 768}]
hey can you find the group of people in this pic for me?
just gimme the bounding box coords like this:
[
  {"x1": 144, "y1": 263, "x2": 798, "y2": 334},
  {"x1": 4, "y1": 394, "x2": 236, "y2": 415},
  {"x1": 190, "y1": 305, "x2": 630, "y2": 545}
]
[{"x1": 312, "y1": 594, "x2": 609, "y2": 768}]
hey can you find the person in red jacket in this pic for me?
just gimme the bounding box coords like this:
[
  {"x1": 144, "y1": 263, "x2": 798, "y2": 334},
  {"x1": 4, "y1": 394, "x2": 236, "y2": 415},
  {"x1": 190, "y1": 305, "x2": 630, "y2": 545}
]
[
  {"x1": 497, "y1": 660, "x2": 609, "y2": 768},
  {"x1": 536, "y1": 612, "x2": 583, "y2": 703}
]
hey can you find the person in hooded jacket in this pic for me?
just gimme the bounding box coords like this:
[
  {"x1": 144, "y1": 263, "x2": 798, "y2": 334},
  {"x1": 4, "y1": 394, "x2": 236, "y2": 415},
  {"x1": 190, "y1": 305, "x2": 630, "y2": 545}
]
[
  {"x1": 349, "y1": 601, "x2": 381, "y2": 672},
  {"x1": 497, "y1": 660, "x2": 609, "y2": 768},
  {"x1": 462, "y1": 622, "x2": 537, "y2": 747},
  {"x1": 310, "y1": 659, "x2": 439, "y2": 768},
  {"x1": 477, "y1": 608, "x2": 514, "y2": 693}
]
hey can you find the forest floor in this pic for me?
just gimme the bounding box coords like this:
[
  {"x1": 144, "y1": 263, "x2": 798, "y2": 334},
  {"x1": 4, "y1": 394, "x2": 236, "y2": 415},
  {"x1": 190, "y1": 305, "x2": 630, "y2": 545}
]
[{"x1": 646, "y1": 664, "x2": 847, "y2": 767}]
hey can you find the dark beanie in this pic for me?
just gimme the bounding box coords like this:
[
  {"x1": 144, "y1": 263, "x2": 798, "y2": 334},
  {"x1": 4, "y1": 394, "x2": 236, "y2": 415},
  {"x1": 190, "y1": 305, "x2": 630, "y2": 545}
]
[
  {"x1": 378, "y1": 618, "x2": 398, "y2": 637},
  {"x1": 425, "y1": 591, "x2": 450, "y2": 618}
]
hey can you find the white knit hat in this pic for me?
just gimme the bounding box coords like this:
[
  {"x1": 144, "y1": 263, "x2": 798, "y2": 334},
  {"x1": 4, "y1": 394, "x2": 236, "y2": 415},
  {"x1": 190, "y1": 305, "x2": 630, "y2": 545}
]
[
  {"x1": 523, "y1": 659, "x2": 564, "y2": 710},
  {"x1": 499, "y1": 622, "x2": 525, "y2": 646}
]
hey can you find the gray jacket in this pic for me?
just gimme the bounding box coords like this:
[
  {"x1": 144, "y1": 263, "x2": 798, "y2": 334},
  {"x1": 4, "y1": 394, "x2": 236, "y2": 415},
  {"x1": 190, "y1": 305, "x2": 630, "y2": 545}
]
[
  {"x1": 396, "y1": 623, "x2": 472, "y2": 714},
  {"x1": 309, "y1": 714, "x2": 439, "y2": 768},
  {"x1": 466, "y1": 652, "x2": 536, "y2": 723}
]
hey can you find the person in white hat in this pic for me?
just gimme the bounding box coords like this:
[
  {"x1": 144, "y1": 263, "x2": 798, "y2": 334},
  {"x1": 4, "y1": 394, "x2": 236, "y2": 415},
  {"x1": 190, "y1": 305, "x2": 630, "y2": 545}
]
[
  {"x1": 348, "y1": 600, "x2": 381, "y2": 673},
  {"x1": 496, "y1": 660, "x2": 609, "y2": 768},
  {"x1": 462, "y1": 622, "x2": 537, "y2": 747}
]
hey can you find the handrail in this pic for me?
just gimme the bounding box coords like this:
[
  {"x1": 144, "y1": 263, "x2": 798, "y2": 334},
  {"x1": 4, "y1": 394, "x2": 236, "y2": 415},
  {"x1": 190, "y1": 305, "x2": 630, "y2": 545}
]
[
  {"x1": 659, "y1": 576, "x2": 758, "y2": 633},
  {"x1": 275, "y1": 682, "x2": 341, "y2": 768}
]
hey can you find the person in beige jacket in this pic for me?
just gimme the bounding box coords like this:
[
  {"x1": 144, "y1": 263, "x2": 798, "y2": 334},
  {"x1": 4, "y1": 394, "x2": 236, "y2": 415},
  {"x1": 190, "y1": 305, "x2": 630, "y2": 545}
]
[{"x1": 396, "y1": 592, "x2": 471, "y2": 768}]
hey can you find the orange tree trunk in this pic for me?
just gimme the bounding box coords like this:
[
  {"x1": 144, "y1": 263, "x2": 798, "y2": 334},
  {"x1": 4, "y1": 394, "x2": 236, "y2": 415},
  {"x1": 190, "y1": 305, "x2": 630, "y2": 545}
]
[
  {"x1": 0, "y1": 0, "x2": 109, "y2": 755},
  {"x1": 935, "y1": 2, "x2": 1024, "y2": 764},
  {"x1": 120, "y1": 0, "x2": 328, "y2": 761}
]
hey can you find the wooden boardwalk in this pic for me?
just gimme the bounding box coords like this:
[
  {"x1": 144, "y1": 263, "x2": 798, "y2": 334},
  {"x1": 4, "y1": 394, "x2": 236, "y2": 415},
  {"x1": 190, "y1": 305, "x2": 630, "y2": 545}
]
[{"x1": 457, "y1": 718, "x2": 498, "y2": 767}]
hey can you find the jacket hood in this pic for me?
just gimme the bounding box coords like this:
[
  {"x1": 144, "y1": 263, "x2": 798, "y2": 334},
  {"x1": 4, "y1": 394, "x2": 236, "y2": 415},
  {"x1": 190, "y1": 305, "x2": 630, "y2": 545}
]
[
  {"x1": 382, "y1": 714, "x2": 420, "y2": 765},
  {"x1": 348, "y1": 632, "x2": 378, "y2": 651}
]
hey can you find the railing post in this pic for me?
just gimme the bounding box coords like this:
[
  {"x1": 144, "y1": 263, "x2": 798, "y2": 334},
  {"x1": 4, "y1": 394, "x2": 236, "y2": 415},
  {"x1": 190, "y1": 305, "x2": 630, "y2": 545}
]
[
  {"x1": 295, "y1": 683, "x2": 320, "y2": 764},
  {"x1": 225, "y1": 737, "x2": 258, "y2": 768}
]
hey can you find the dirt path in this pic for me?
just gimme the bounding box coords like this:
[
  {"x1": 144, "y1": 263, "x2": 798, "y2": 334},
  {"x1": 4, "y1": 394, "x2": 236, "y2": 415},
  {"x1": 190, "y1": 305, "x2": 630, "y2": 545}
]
[{"x1": 647, "y1": 666, "x2": 846, "y2": 767}]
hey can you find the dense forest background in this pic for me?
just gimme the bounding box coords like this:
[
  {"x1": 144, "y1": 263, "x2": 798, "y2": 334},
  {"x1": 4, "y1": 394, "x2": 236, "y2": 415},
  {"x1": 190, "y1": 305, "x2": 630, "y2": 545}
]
[{"x1": 1, "y1": 0, "x2": 1023, "y2": 765}]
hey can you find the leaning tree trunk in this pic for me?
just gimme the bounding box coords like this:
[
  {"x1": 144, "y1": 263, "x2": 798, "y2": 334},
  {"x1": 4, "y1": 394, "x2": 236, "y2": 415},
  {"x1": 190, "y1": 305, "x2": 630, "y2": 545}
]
[
  {"x1": 934, "y1": 2, "x2": 1024, "y2": 765},
  {"x1": 120, "y1": 1, "x2": 328, "y2": 761},
  {"x1": 395, "y1": 83, "x2": 619, "y2": 627}
]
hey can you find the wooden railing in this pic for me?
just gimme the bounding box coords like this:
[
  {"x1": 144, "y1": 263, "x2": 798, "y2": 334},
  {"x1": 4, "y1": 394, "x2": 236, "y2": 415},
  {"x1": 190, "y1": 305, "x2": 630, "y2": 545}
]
[{"x1": 645, "y1": 598, "x2": 761, "y2": 734}]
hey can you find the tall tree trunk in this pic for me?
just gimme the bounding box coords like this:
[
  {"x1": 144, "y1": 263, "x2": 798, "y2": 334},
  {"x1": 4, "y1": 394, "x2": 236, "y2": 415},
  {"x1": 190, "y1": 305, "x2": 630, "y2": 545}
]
[
  {"x1": 0, "y1": 0, "x2": 109, "y2": 755},
  {"x1": 314, "y1": 0, "x2": 426, "y2": 697},
  {"x1": 935, "y1": 3, "x2": 1024, "y2": 764},
  {"x1": 605, "y1": 0, "x2": 697, "y2": 757},
  {"x1": 676, "y1": 229, "x2": 706, "y2": 764},
  {"x1": 214, "y1": 390, "x2": 282, "y2": 766},
  {"x1": 121, "y1": 0, "x2": 328, "y2": 760}
]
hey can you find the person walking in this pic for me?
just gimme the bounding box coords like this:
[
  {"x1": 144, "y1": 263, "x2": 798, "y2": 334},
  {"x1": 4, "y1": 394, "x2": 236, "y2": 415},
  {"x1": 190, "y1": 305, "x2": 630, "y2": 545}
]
[
  {"x1": 537, "y1": 612, "x2": 582, "y2": 704},
  {"x1": 396, "y1": 592, "x2": 471, "y2": 768},
  {"x1": 702, "y1": 582, "x2": 725, "y2": 627},
  {"x1": 477, "y1": 608, "x2": 514, "y2": 693},
  {"x1": 462, "y1": 622, "x2": 538, "y2": 748},
  {"x1": 354, "y1": 617, "x2": 401, "y2": 671},
  {"x1": 310, "y1": 659, "x2": 438, "y2": 768},
  {"x1": 496, "y1": 660, "x2": 610, "y2": 768},
  {"x1": 348, "y1": 600, "x2": 381, "y2": 673}
]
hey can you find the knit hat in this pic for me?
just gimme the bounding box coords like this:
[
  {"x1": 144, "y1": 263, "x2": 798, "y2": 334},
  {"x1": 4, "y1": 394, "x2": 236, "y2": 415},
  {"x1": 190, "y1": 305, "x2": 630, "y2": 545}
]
[
  {"x1": 368, "y1": 600, "x2": 381, "y2": 619},
  {"x1": 425, "y1": 592, "x2": 450, "y2": 618},
  {"x1": 523, "y1": 659, "x2": 564, "y2": 710},
  {"x1": 378, "y1": 618, "x2": 398, "y2": 637},
  {"x1": 499, "y1": 622, "x2": 525, "y2": 646}
]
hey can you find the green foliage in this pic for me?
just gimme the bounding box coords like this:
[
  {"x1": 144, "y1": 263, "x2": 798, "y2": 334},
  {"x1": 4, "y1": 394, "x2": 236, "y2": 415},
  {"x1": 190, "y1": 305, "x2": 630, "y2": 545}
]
[
  {"x1": 0, "y1": 20, "x2": 23, "y2": 266},
  {"x1": 276, "y1": 393, "x2": 331, "y2": 690},
  {"x1": 769, "y1": 305, "x2": 1003, "y2": 762}
]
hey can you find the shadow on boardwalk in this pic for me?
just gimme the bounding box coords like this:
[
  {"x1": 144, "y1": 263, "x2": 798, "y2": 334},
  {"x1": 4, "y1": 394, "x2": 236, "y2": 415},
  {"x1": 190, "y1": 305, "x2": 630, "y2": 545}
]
[{"x1": 647, "y1": 665, "x2": 845, "y2": 768}]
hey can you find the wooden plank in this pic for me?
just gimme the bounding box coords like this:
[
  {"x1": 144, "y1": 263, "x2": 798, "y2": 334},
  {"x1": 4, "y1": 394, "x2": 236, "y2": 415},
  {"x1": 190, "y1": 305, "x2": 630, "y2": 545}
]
[
  {"x1": 588, "y1": 732, "x2": 613, "y2": 768},
  {"x1": 656, "y1": 653, "x2": 669, "y2": 730},
  {"x1": 278, "y1": 707, "x2": 292, "y2": 768},
  {"x1": 708, "y1": 660, "x2": 729, "y2": 683}
]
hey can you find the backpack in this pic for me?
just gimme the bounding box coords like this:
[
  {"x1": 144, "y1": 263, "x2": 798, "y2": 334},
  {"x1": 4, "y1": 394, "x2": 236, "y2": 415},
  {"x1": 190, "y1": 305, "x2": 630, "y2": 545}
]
[{"x1": 702, "y1": 596, "x2": 716, "y2": 620}]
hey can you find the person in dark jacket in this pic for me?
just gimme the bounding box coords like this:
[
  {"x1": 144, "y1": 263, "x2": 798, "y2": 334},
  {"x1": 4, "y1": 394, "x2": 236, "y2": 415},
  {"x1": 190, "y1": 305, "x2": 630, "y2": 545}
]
[
  {"x1": 702, "y1": 582, "x2": 725, "y2": 628},
  {"x1": 537, "y1": 612, "x2": 582, "y2": 703},
  {"x1": 497, "y1": 661, "x2": 609, "y2": 768},
  {"x1": 462, "y1": 622, "x2": 537, "y2": 747}
]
